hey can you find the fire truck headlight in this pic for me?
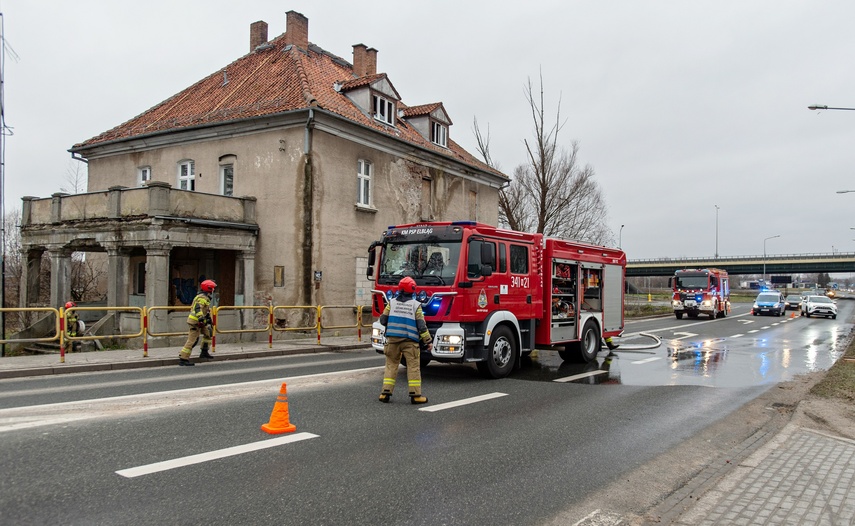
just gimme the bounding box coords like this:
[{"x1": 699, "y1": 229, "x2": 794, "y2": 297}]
[
  {"x1": 702, "y1": 300, "x2": 712, "y2": 307},
  {"x1": 439, "y1": 335, "x2": 462, "y2": 345},
  {"x1": 372, "y1": 327, "x2": 383, "y2": 337},
  {"x1": 672, "y1": 300, "x2": 681, "y2": 307}
]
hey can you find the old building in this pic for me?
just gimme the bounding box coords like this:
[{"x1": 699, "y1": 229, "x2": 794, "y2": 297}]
[{"x1": 19, "y1": 10, "x2": 507, "y2": 336}]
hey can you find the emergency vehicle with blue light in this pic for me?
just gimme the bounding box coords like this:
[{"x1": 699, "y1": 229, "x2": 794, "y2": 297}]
[
  {"x1": 669, "y1": 268, "x2": 730, "y2": 320},
  {"x1": 367, "y1": 221, "x2": 626, "y2": 379}
]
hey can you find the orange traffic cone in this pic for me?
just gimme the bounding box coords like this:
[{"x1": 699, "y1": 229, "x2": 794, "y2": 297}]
[
  {"x1": 261, "y1": 382, "x2": 297, "y2": 434},
  {"x1": 790, "y1": 311, "x2": 796, "y2": 318}
]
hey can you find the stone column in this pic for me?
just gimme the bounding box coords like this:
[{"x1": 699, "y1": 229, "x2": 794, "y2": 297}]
[
  {"x1": 19, "y1": 248, "x2": 44, "y2": 308},
  {"x1": 47, "y1": 246, "x2": 72, "y2": 309},
  {"x1": 104, "y1": 242, "x2": 131, "y2": 307},
  {"x1": 144, "y1": 245, "x2": 171, "y2": 309}
]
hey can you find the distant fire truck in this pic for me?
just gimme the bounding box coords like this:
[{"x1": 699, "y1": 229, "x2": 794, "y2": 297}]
[
  {"x1": 669, "y1": 268, "x2": 730, "y2": 320},
  {"x1": 367, "y1": 221, "x2": 626, "y2": 379}
]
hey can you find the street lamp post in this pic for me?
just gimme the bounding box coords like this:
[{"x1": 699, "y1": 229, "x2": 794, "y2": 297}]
[
  {"x1": 619, "y1": 224, "x2": 624, "y2": 249},
  {"x1": 763, "y1": 235, "x2": 781, "y2": 284},
  {"x1": 715, "y1": 205, "x2": 720, "y2": 258},
  {"x1": 808, "y1": 105, "x2": 855, "y2": 111}
]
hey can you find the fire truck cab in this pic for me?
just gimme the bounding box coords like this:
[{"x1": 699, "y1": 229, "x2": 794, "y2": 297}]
[
  {"x1": 367, "y1": 221, "x2": 626, "y2": 379},
  {"x1": 669, "y1": 268, "x2": 730, "y2": 320}
]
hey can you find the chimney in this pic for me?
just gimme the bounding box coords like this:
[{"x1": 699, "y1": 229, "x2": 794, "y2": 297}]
[
  {"x1": 353, "y1": 44, "x2": 378, "y2": 77},
  {"x1": 284, "y1": 10, "x2": 309, "y2": 49},
  {"x1": 352, "y1": 44, "x2": 367, "y2": 77},
  {"x1": 250, "y1": 21, "x2": 268, "y2": 52},
  {"x1": 365, "y1": 47, "x2": 378, "y2": 76}
]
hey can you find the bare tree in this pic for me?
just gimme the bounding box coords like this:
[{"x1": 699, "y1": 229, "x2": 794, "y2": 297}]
[
  {"x1": 474, "y1": 74, "x2": 613, "y2": 245},
  {"x1": 70, "y1": 254, "x2": 104, "y2": 302},
  {"x1": 61, "y1": 159, "x2": 88, "y2": 194}
]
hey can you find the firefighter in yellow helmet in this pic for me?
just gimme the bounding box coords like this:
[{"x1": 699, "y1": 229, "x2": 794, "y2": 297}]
[
  {"x1": 378, "y1": 276, "x2": 432, "y2": 404},
  {"x1": 178, "y1": 279, "x2": 217, "y2": 366}
]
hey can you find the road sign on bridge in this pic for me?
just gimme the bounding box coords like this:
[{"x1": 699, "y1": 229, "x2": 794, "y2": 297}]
[{"x1": 626, "y1": 252, "x2": 855, "y2": 277}]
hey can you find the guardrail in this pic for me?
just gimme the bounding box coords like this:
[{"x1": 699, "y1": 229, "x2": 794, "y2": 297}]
[{"x1": 0, "y1": 304, "x2": 373, "y2": 362}]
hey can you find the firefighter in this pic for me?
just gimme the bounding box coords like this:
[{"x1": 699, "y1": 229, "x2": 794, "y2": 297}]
[
  {"x1": 178, "y1": 279, "x2": 217, "y2": 366},
  {"x1": 378, "y1": 276, "x2": 432, "y2": 404},
  {"x1": 65, "y1": 301, "x2": 81, "y2": 352}
]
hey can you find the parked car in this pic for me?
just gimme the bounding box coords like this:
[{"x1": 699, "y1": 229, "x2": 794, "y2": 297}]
[
  {"x1": 784, "y1": 294, "x2": 801, "y2": 311},
  {"x1": 753, "y1": 291, "x2": 786, "y2": 316},
  {"x1": 802, "y1": 295, "x2": 837, "y2": 319}
]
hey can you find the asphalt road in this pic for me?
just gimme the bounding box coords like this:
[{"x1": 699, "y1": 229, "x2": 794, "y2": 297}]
[{"x1": 0, "y1": 300, "x2": 851, "y2": 525}]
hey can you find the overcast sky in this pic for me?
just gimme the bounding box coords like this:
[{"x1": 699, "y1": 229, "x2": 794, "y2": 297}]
[{"x1": 2, "y1": 0, "x2": 854, "y2": 260}]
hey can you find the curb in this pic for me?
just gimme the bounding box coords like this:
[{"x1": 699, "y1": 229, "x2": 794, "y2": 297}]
[{"x1": 0, "y1": 344, "x2": 373, "y2": 380}]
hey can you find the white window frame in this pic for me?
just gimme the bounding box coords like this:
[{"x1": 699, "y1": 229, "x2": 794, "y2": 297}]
[
  {"x1": 372, "y1": 94, "x2": 395, "y2": 125},
  {"x1": 178, "y1": 160, "x2": 195, "y2": 191},
  {"x1": 357, "y1": 159, "x2": 372, "y2": 207},
  {"x1": 430, "y1": 121, "x2": 448, "y2": 147},
  {"x1": 220, "y1": 163, "x2": 234, "y2": 196},
  {"x1": 137, "y1": 166, "x2": 151, "y2": 187}
]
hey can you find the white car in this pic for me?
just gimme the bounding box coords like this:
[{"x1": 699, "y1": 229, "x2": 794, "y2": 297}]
[{"x1": 802, "y1": 295, "x2": 837, "y2": 319}]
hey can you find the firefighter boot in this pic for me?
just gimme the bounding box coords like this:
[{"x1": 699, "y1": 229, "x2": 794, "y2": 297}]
[
  {"x1": 199, "y1": 343, "x2": 213, "y2": 360},
  {"x1": 605, "y1": 337, "x2": 620, "y2": 351},
  {"x1": 178, "y1": 358, "x2": 195, "y2": 366},
  {"x1": 410, "y1": 395, "x2": 428, "y2": 405},
  {"x1": 378, "y1": 391, "x2": 392, "y2": 403}
]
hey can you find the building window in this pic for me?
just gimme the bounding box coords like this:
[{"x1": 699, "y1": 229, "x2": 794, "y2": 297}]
[
  {"x1": 137, "y1": 166, "x2": 151, "y2": 187},
  {"x1": 357, "y1": 159, "x2": 372, "y2": 207},
  {"x1": 136, "y1": 261, "x2": 146, "y2": 294},
  {"x1": 372, "y1": 94, "x2": 395, "y2": 125},
  {"x1": 430, "y1": 121, "x2": 447, "y2": 147},
  {"x1": 220, "y1": 163, "x2": 234, "y2": 196},
  {"x1": 178, "y1": 160, "x2": 195, "y2": 191}
]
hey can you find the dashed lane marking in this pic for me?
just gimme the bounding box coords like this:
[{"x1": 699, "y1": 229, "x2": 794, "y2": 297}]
[
  {"x1": 116, "y1": 433, "x2": 320, "y2": 478},
  {"x1": 748, "y1": 330, "x2": 759, "y2": 333},
  {"x1": 631, "y1": 357, "x2": 662, "y2": 365},
  {"x1": 418, "y1": 392, "x2": 508, "y2": 412},
  {"x1": 730, "y1": 334, "x2": 744, "y2": 338},
  {"x1": 554, "y1": 370, "x2": 609, "y2": 383}
]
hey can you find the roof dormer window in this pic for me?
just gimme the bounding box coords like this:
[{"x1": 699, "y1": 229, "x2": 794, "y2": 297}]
[
  {"x1": 431, "y1": 121, "x2": 448, "y2": 148},
  {"x1": 372, "y1": 94, "x2": 395, "y2": 126}
]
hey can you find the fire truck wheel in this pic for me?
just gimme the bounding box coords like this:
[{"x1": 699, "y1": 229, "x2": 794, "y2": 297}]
[
  {"x1": 675, "y1": 312, "x2": 683, "y2": 320},
  {"x1": 476, "y1": 325, "x2": 516, "y2": 379},
  {"x1": 559, "y1": 319, "x2": 601, "y2": 363}
]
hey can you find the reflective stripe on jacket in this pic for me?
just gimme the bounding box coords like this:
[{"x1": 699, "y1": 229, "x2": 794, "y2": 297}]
[{"x1": 187, "y1": 293, "x2": 211, "y2": 325}]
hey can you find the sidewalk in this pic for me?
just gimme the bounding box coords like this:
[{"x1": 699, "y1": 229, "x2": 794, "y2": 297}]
[{"x1": 0, "y1": 336, "x2": 373, "y2": 379}]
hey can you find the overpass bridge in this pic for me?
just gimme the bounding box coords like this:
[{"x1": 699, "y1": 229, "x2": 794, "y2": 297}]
[{"x1": 626, "y1": 252, "x2": 855, "y2": 277}]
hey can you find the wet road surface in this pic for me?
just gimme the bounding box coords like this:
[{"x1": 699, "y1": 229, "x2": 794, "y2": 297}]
[{"x1": 512, "y1": 300, "x2": 854, "y2": 387}]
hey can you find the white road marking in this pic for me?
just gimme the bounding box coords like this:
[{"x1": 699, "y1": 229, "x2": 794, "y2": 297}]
[
  {"x1": 761, "y1": 326, "x2": 771, "y2": 329},
  {"x1": 622, "y1": 311, "x2": 752, "y2": 337},
  {"x1": 671, "y1": 332, "x2": 697, "y2": 341},
  {"x1": 116, "y1": 433, "x2": 319, "y2": 478},
  {"x1": 737, "y1": 319, "x2": 755, "y2": 325},
  {"x1": 730, "y1": 334, "x2": 744, "y2": 338},
  {"x1": 631, "y1": 357, "x2": 662, "y2": 365},
  {"x1": 554, "y1": 370, "x2": 609, "y2": 383},
  {"x1": 748, "y1": 330, "x2": 759, "y2": 334},
  {"x1": 419, "y1": 392, "x2": 508, "y2": 412}
]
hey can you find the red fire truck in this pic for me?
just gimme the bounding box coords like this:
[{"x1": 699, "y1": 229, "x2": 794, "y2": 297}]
[
  {"x1": 669, "y1": 268, "x2": 730, "y2": 320},
  {"x1": 367, "y1": 221, "x2": 626, "y2": 379}
]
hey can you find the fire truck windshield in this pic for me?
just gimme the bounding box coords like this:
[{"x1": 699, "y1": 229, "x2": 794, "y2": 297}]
[
  {"x1": 675, "y1": 275, "x2": 709, "y2": 289},
  {"x1": 378, "y1": 241, "x2": 461, "y2": 286}
]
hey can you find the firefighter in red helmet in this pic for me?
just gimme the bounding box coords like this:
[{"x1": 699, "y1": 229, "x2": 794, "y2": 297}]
[
  {"x1": 178, "y1": 279, "x2": 217, "y2": 366},
  {"x1": 64, "y1": 301, "x2": 81, "y2": 352},
  {"x1": 378, "y1": 276, "x2": 432, "y2": 404}
]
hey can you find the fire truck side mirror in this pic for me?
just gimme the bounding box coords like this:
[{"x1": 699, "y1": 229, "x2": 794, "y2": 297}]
[
  {"x1": 480, "y1": 264, "x2": 493, "y2": 277},
  {"x1": 366, "y1": 264, "x2": 375, "y2": 281},
  {"x1": 480, "y1": 242, "x2": 495, "y2": 271},
  {"x1": 668, "y1": 277, "x2": 674, "y2": 288}
]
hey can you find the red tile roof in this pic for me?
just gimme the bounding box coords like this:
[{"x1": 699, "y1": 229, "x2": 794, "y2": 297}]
[{"x1": 72, "y1": 33, "x2": 505, "y2": 180}]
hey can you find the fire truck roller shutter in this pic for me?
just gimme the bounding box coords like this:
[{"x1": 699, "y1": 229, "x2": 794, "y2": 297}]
[{"x1": 603, "y1": 264, "x2": 624, "y2": 332}]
